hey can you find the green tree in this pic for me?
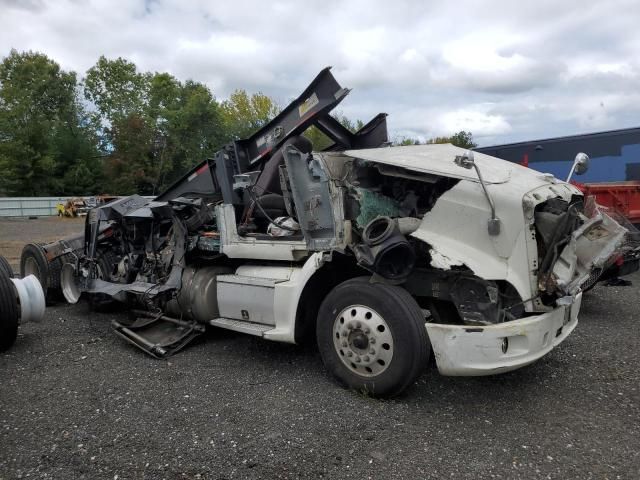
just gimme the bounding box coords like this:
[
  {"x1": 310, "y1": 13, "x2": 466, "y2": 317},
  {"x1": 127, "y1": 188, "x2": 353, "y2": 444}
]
[
  {"x1": 395, "y1": 136, "x2": 422, "y2": 146},
  {"x1": 0, "y1": 49, "x2": 96, "y2": 195},
  {"x1": 51, "y1": 95, "x2": 104, "y2": 195},
  {"x1": 394, "y1": 131, "x2": 477, "y2": 149},
  {"x1": 154, "y1": 79, "x2": 225, "y2": 191},
  {"x1": 84, "y1": 56, "x2": 152, "y2": 193},
  {"x1": 426, "y1": 130, "x2": 477, "y2": 149},
  {"x1": 84, "y1": 56, "x2": 149, "y2": 123},
  {"x1": 303, "y1": 112, "x2": 364, "y2": 151},
  {"x1": 220, "y1": 90, "x2": 279, "y2": 139},
  {"x1": 85, "y1": 57, "x2": 225, "y2": 194}
]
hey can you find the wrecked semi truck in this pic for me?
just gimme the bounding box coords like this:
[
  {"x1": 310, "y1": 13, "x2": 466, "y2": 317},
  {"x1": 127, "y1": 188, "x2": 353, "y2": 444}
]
[{"x1": 42, "y1": 68, "x2": 627, "y2": 396}]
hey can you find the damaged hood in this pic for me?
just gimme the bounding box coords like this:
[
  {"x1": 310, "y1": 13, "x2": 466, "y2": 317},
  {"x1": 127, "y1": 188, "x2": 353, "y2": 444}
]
[{"x1": 344, "y1": 144, "x2": 513, "y2": 184}]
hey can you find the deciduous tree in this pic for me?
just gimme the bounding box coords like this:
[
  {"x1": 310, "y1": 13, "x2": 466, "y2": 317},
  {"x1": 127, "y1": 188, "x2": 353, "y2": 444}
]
[
  {"x1": 0, "y1": 50, "x2": 97, "y2": 195},
  {"x1": 220, "y1": 90, "x2": 279, "y2": 140}
]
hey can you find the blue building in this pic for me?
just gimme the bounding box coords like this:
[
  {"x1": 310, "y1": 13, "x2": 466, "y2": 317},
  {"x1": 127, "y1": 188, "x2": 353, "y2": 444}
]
[{"x1": 476, "y1": 127, "x2": 640, "y2": 183}]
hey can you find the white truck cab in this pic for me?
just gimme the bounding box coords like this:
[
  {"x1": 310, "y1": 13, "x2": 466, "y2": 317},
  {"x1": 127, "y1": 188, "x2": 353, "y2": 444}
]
[{"x1": 199, "y1": 143, "x2": 626, "y2": 394}]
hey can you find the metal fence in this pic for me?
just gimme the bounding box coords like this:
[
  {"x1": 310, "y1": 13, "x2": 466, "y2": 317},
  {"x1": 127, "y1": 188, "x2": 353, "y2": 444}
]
[
  {"x1": 0, "y1": 196, "x2": 156, "y2": 217},
  {"x1": 0, "y1": 197, "x2": 70, "y2": 217}
]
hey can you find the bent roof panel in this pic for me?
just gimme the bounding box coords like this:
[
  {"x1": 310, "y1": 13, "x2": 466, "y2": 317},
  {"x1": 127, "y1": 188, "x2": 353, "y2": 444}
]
[{"x1": 343, "y1": 144, "x2": 512, "y2": 184}]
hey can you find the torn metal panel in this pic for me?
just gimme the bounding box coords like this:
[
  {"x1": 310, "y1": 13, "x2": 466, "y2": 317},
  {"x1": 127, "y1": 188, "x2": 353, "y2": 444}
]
[
  {"x1": 552, "y1": 209, "x2": 628, "y2": 294},
  {"x1": 410, "y1": 179, "x2": 529, "y2": 300},
  {"x1": 428, "y1": 248, "x2": 464, "y2": 270}
]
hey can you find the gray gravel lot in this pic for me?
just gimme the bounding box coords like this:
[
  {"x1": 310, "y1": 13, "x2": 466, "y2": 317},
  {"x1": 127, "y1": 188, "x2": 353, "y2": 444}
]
[
  {"x1": 1, "y1": 277, "x2": 639, "y2": 479},
  {"x1": 0, "y1": 217, "x2": 84, "y2": 270},
  {"x1": 1, "y1": 218, "x2": 639, "y2": 479}
]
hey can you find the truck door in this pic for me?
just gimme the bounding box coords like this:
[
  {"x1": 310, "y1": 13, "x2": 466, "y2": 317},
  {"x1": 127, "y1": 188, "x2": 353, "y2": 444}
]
[{"x1": 283, "y1": 146, "x2": 343, "y2": 251}]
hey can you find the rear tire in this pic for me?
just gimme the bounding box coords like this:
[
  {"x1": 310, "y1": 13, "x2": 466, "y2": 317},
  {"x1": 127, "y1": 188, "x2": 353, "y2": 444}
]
[
  {"x1": 0, "y1": 255, "x2": 14, "y2": 278},
  {"x1": 0, "y1": 268, "x2": 19, "y2": 352},
  {"x1": 20, "y1": 243, "x2": 51, "y2": 299},
  {"x1": 316, "y1": 277, "x2": 430, "y2": 397}
]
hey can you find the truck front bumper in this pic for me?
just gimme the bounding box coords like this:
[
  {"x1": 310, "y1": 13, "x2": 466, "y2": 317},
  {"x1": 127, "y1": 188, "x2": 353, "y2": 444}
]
[{"x1": 425, "y1": 293, "x2": 582, "y2": 376}]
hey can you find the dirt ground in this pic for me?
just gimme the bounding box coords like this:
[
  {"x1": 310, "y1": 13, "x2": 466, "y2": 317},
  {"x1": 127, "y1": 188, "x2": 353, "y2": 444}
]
[
  {"x1": 1, "y1": 217, "x2": 639, "y2": 479},
  {"x1": 0, "y1": 216, "x2": 84, "y2": 271}
]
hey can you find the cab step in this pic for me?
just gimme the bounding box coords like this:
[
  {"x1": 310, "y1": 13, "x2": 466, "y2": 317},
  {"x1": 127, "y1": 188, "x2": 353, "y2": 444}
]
[{"x1": 209, "y1": 317, "x2": 273, "y2": 336}]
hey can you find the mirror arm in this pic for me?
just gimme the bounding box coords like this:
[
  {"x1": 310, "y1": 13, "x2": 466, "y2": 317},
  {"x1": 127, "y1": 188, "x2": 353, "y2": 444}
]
[
  {"x1": 454, "y1": 152, "x2": 500, "y2": 236},
  {"x1": 472, "y1": 163, "x2": 501, "y2": 236},
  {"x1": 566, "y1": 162, "x2": 578, "y2": 183},
  {"x1": 473, "y1": 163, "x2": 497, "y2": 220}
]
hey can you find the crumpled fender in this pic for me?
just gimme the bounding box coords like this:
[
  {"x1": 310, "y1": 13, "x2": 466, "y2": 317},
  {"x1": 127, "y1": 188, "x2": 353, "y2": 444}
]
[{"x1": 410, "y1": 180, "x2": 533, "y2": 304}]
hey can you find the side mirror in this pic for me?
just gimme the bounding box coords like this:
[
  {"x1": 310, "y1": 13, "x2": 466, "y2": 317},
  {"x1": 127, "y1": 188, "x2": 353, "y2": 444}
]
[
  {"x1": 566, "y1": 152, "x2": 590, "y2": 182},
  {"x1": 573, "y1": 152, "x2": 590, "y2": 175}
]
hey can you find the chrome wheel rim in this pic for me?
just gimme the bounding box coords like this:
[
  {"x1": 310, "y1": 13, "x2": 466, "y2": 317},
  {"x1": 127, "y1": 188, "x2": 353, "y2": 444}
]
[{"x1": 333, "y1": 305, "x2": 394, "y2": 377}]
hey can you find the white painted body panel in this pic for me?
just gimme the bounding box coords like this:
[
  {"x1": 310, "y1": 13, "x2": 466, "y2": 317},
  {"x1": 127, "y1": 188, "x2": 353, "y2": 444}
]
[
  {"x1": 211, "y1": 253, "x2": 326, "y2": 344},
  {"x1": 345, "y1": 144, "x2": 515, "y2": 184},
  {"x1": 264, "y1": 252, "x2": 326, "y2": 343},
  {"x1": 217, "y1": 275, "x2": 280, "y2": 326},
  {"x1": 216, "y1": 264, "x2": 310, "y2": 328},
  {"x1": 216, "y1": 204, "x2": 308, "y2": 261},
  {"x1": 426, "y1": 293, "x2": 582, "y2": 376}
]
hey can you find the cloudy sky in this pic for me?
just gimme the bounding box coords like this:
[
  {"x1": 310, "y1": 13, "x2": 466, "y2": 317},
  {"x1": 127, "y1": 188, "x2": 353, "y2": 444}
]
[{"x1": 1, "y1": 0, "x2": 639, "y2": 146}]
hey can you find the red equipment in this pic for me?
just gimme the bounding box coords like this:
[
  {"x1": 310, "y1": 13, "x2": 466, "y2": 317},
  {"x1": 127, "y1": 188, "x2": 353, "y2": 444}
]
[{"x1": 572, "y1": 181, "x2": 640, "y2": 226}]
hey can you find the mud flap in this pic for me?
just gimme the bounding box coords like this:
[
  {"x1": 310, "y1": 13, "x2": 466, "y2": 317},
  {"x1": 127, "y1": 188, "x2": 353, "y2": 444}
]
[{"x1": 111, "y1": 312, "x2": 205, "y2": 359}]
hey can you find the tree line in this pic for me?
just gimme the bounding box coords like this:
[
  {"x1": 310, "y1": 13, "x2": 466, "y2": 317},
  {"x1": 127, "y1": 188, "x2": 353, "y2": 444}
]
[{"x1": 0, "y1": 49, "x2": 476, "y2": 197}]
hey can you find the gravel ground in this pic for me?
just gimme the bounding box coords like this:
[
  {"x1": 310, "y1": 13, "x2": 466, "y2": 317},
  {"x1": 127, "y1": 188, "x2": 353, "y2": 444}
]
[
  {"x1": 1, "y1": 220, "x2": 639, "y2": 479},
  {"x1": 0, "y1": 217, "x2": 84, "y2": 271}
]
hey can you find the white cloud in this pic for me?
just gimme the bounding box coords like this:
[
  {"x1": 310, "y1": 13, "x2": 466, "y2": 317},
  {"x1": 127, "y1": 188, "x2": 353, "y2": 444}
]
[
  {"x1": 0, "y1": 0, "x2": 639, "y2": 145},
  {"x1": 439, "y1": 109, "x2": 512, "y2": 137}
]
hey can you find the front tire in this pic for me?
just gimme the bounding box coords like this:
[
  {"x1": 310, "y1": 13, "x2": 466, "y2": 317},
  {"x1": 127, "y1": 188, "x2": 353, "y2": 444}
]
[{"x1": 316, "y1": 277, "x2": 430, "y2": 397}]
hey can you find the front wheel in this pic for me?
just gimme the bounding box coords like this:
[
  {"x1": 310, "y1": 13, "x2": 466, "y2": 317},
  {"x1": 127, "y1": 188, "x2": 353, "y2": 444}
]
[{"x1": 316, "y1": 277, "x2": 430, "y2": 397}]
